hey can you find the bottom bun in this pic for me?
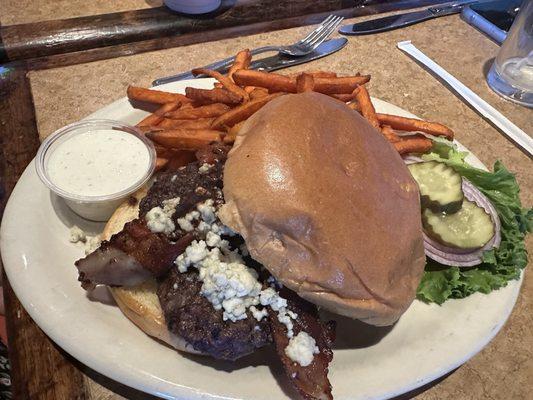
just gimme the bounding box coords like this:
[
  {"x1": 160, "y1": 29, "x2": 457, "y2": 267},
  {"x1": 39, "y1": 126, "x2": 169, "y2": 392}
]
[{"x1": 103, "y1": 187, "x2": 202, "y2": 355}]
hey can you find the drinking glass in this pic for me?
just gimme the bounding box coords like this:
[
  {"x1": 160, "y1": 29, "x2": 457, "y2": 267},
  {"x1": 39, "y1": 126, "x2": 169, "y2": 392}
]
[{"x1": 486, "y1": 0, "x2": 533, "y2": 107}]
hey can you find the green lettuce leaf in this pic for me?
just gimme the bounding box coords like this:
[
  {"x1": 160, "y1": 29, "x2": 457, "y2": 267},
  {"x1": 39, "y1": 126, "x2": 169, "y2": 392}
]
[{"x1": 415, "y1": 143, "x2": 532, "y2": 304}]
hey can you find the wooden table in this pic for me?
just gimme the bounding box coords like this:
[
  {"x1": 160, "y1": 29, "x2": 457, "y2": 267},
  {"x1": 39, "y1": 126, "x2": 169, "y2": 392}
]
[
  {"x1": 0, "y1": 1, "x2": 531, "y2": 399},
  {"x1": 0, "y1": 0, "x2": 446, "y2": 69}
]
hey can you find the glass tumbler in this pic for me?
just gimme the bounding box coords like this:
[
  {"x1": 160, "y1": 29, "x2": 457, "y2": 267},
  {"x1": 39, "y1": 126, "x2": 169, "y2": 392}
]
[{"x1": 486, "y1": 0, "x2": 533, "y2": 107}]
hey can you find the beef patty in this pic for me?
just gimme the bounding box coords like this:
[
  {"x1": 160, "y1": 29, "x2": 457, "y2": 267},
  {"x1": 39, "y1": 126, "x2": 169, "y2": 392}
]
[
  {"x1": 139, "y1": 144, "x2": 272, "y2": 360},
  {"x1": 158, "y1": 268, "x2": 271, "y2": 361}
]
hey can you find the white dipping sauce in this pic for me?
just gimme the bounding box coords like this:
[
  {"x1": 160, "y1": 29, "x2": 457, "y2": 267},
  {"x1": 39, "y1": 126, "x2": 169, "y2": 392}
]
[{"x1": 47, "y1": 129, "x2": 150, "y2": 197}]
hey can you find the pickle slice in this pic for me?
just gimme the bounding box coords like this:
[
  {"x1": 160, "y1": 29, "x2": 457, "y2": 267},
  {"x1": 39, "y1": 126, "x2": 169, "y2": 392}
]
[
  {"x1": 408, "y1": 161, "x2": 464, "y2": 214},
  {"x1": 423, "y1": 200, "x2": 495, "y2": 250}
]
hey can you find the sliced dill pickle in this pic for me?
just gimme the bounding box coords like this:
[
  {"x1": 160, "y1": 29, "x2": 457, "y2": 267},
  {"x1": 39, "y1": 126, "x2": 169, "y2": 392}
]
[
  {"x1": 408, "y1": 161, "x2": 463, "y2": 214},
  {"x1": 423, "y1": 200, "x2": 495, "y2": 249}
]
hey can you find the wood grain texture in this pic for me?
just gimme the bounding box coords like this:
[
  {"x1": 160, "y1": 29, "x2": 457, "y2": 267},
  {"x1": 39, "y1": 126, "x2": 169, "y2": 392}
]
[
  {"x1": 1, "y1": 0, "x2": 447, "y2": 68},
  {"x1": 0, "y1": 66, "x2": 87, "y2": 400},
  {"x1": 0, "y1": 0, "x2": 352, "y2": 61},
  {"x1": 0, "y1": 0, "x2": 163, "y2": 26}
]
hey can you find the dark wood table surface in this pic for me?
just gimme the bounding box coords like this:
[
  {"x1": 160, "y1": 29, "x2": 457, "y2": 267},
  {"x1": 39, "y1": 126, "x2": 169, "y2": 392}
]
[
  {"x1": 0, "y1": 1, "x2": 529, "y2": 399},
  {"x1": 0, "y1": 0, "x2": 446, "y2": 69}
]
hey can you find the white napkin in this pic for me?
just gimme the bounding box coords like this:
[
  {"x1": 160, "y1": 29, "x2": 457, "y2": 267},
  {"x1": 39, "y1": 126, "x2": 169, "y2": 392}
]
[{"x1": 397, "y1": 40, "x2": 533, "y2": 158}]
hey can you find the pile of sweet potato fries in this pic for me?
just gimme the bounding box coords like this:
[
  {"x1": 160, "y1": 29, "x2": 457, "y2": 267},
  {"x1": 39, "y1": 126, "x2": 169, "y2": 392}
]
[{"x1": 127, "y1": 49, "x2": 454, "y2": 171}]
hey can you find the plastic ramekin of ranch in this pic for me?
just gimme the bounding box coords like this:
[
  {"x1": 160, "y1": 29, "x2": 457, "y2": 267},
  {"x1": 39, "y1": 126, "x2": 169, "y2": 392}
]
[{"x1": 36, "y1": 119, "x2": 156, "y2": 221}]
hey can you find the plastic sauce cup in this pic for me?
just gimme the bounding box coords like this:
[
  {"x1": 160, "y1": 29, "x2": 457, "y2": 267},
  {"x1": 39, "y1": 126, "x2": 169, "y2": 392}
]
[{"x1": 36, "y1": 119, "x2": 156, "y2": 221}]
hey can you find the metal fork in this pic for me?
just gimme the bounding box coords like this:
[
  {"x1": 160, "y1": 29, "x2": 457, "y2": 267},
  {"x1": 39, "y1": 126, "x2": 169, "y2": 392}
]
[
  {"x1": 276, "y1": 15, "x2": 345, "y2": 56},
  {"x1": 152, "y1": 15, "x2": 344, "y2": 86}
]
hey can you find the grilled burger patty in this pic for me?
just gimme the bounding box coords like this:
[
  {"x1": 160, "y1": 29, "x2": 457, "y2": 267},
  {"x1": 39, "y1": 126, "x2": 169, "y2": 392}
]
[
  {"x1": 158, "y1": 268, "x2": 272, "y2": 361},
  {"x1": 140, "y1": 148, "x2": 273, "y2": 360}
]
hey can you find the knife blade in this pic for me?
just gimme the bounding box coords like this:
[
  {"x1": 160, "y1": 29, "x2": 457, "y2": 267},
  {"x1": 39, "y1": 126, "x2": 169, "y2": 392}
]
[
  {"x1": 151, "y1": 38, "x2": 347, "y2": 86},
  {"x1": 339, "y1": 1, "x2": 477, "y2": 35}
]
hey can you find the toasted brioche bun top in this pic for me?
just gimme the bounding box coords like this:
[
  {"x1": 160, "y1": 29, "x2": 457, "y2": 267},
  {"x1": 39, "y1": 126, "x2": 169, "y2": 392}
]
[{"x1": 219, "y1": 93, "x2": 426, "y2": 326}]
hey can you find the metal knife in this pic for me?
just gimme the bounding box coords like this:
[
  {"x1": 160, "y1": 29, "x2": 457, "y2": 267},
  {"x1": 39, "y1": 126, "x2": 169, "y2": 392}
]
[
  {"x1": 339, "y1": 1, "x2": 477, "y2": 35},
  {"x1": 151, "y1": 38, "x2": 347, "y2": 86}
]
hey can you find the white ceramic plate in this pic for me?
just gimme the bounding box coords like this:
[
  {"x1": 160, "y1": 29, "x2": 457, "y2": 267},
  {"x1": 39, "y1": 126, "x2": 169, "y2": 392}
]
[{"x1": 0, "y1": 79, "x2": 523, "y2": 400}]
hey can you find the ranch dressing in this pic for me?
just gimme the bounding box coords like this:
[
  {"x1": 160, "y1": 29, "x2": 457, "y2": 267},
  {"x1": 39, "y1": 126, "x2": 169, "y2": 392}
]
[{"x1": 47, "y1": 129, "x2": 150, "y2": 197}]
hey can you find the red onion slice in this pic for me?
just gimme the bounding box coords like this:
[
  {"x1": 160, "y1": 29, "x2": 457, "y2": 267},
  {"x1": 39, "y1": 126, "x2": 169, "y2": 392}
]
[
  {"x1": 403, "y1": 158, "x2": 502, "y2": 267},
  {"x1": 422, "y1": 179, "x2": 501, "y2": 267}
]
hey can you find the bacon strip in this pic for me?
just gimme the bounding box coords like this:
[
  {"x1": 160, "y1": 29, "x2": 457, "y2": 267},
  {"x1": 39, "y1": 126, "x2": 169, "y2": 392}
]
[
  {"x1": 268, "y1": 289, "x2": 335, "y2": 400},
  {"x1": 76, "y1": 219, "x2": 192, "y2": 290}
]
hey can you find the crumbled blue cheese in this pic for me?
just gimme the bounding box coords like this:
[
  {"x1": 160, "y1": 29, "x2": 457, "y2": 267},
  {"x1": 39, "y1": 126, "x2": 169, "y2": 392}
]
[
  {"x1": 174, "y1": 199, "x2": 296, "y2": 331},
  {"x1": 175, "y1": 240, "x2": 209, "y2": 273},
  {"x1": 162, "y1": 197, "x2": 181, "y2": 213},
  {"x1": 197, "y1": 199, "x2": 216, "y2": 224},
  {"x1": 285, "y1": 332, "x2": 319, "y2": 367},
  {"x1": 199, "y1": 248, "x2": 262, "y2": 321},
  {"x1": 69, "y1": 226, "x2": 86, "y2": 243},
  {"x1": 177, "y1": 200, "x2": 220, "y2": 232},
  {"x1": 146, "y1": 208, "x2": 174, "y2": 234},
  {"x1": 198, "y1": 163, "x2": 213, "y2": 174},
  {"x1": 145, "y1": 197, "x2": 180, "y2": 234},
  {"x1": 211, "y1": 222, "x2": 237, "y2": 237},
  {"x1": 260, "y1": 288, "x2": 297, "y2": 337},
  {"x1": 259, "y1": 288, "x2": 286, "y2": 310},
  {"x1": 197, "y1": 220, "x2": 211, "y2": 233},
  {"x1": 267, "y1": 275, "x2": 283, "y2": 289},
  {"x1": 176, "y1": 244, "x2": 263, "y2": 322},
  {"x1": 69, "y1": 226, "x2": 101, "y2": 254},
  {"x1": 177, "y1": 210, "x2": 200, "y2": 232},
  {"x1": 250, "y1": 306, "x2": 268, "y2": 321},
  {"x1": 85, "y1": 235, "x2": 102, "y2": 255},
  {"x1": 206, "y1": 231, "x2": 227, "y2": 248}
]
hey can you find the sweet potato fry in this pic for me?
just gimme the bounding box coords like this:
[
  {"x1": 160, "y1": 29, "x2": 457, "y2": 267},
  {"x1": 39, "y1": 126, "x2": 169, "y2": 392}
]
[
  {"x1": 381, "y1": 125, "x2": 400, "y2": 143},
  {"x1": 136, "y1": 102, "x2": 181, "y2": 127},
  {"x1": 244, "y1": 86, "x2": 256, "y2": 93},
  {"x1": 228, "y1": 49, "x2": 252, "y2": 81},
  {"x1": 296, "y1": 73, "x2": 315, "y2": 93},
  {"x1": 376, "y1": 114, "x2": 454, "y2": 140},
  {"x1": 233, "y1": 71, "x2": 370, "y2": 94},
  {"x1": 192, "y1": 68, "x2": 249, "y2": 102},
  {"x1": 329, "y1": 93, "x2": 355, "y2": 102},
  {"x1": 154, "y1": 145, "x2": 173, "y2": 158},
  {"x1": 158, "y1": 117, "x2": 215, "y2": 130},
  {"x1": 185, "y1": 87, "x2": 242, "y2": 105},
  {"x1": 212, "y1": 92, "x2": 285, "y2": 129},
  {"x1": 393, "y1": 135, "x2": 433, "y2": 155},
  {"x1": 147, "y1": 129, "x2": 222, "y2": 150},
  {"x1": 155, "y1": 157, "x2": 169, "y2": 171},
  {"x1": 223, "y1": 120, "x2": 246, "y2": 144},
  {"x1": 310, "y1": 71, "x2": 337, "y2": 78},
  {"x1": 233, "y1": 70, "x2": 296, "y2": 93},
  {"x1": 165, "y1": 103, "x2": 230, "y2": 120},
  {"x1": 353, "y1": 86, "x2": 380, "y2": 129},
  {"x1": 249, "y1": 87, "x2": 269, "y2": 100},
  {"x1": 127, "y1": 86, "x2": 191, "y2": 105},
  {"x1": 314, "y1": 75, "x2": 371, "y2": 94},
  {"x1": 288, "y1": 71, "x2": 337, "y2": 79},
  {"x1": 167, "y1": 150, "x2": 197, "y2": 170},
  {"x1": 137, "y1": 125, "x2": 163, "y2": 134},
  {"x1": 158, "y1": 118, "x2": 183, "y2": 129}
]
